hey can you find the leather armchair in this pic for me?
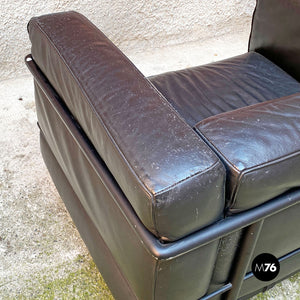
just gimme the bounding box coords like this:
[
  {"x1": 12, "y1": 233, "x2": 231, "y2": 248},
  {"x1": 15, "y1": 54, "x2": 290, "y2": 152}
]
[{"x1": 25, "y1": 1, "x2": 300, "y2": 299}]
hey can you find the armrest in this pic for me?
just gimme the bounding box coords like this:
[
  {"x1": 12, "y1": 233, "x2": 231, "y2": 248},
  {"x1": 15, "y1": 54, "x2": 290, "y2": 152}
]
[
  {"x1": 249, "y1": 0, "x2": 300, "y2": 81},
  {"x1": 28, "y1": 11, "x2": 225, "y2": 241},
  {"x1": 195, "y1": 93, "x2": 300, "y2": 212}
]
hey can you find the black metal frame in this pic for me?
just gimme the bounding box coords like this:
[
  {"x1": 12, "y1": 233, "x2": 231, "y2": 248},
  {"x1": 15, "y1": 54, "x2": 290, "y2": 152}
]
[{"x1": 26, "y1": 54, "x2": 300, "y2": 300}]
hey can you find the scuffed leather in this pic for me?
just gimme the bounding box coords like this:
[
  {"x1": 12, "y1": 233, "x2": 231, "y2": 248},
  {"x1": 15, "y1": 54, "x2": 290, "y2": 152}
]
[
  {"x1": 249, "y1": 0, "x2": 300, "y2": 82},
  {"x1": 34, "y1": 57, "x2": 220, "y2": 300},
  {"x1": 195, "y1": 93, "x2": 300, "y2": 212},
  {"x1": 27, "y1": 11, "x2": 225, "y2": 241},
  {"x1": 149, "y1": 52, "x2": 300, "y2": 126}
]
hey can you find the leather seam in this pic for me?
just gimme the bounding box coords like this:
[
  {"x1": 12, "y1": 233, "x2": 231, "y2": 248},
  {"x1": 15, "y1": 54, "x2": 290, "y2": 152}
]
[
  {"x1": 194, "y1": 127, "x2": 240, "y2": 208},
  {"x1": 194, "y1": 127, "x2": 240, "y2": 174},
  {"x1": 194, "y1": 91, "x2": 300, "y2": 127},
  {"x1": 154, "y1": 159, "x2": 223, "y2": 240},
  {"x1": 232, "y1": 149, "x2": 300, "y2": 208},
  {"x1": 196, "y1": 126, "x2": 300, "y2": 209},
  {"x1": 155, "y1": 160, "x2": 221, "y2": 196},
  {"x1": 29, "y1": 17, "x2": 159, "y2": 236}
]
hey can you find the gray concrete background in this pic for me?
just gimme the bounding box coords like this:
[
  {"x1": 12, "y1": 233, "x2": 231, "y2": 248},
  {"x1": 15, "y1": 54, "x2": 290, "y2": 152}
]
[{"x1": 1, "y1": 0, "x2": 254, "y2": 80}]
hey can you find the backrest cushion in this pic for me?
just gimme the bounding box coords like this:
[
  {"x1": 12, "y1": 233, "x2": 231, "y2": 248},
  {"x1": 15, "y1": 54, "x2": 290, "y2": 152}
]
[{"x1": 249, "y1": 0, "x2": 300, "y2": 82}]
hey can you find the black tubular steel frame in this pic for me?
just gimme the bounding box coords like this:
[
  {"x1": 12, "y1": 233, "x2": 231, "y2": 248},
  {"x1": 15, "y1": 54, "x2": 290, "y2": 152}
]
[{"x1": 26, "y1": 54, "x2": 300, "y2": 300}]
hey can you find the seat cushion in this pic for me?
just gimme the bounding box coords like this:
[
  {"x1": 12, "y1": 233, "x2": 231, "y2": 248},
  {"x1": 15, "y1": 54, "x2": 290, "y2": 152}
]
[
  {"x1": 195, "y1": 93, "x2": 300, "y2": 212},
  {"x1": 150, "y1": 51, "x2": 300, "y2": 212},
  {"x1": 149, "y1": 52, "x2": 300, "y2": 126}
]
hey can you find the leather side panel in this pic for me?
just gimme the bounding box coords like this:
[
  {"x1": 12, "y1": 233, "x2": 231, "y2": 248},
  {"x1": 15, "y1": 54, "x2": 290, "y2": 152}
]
[
  {"x1": 248, "y1": 201, "x2": 300, "y2": 273},
  {"x1": 40, "y1": 133, "x2": 137, "y2": 300},
  {"x1": 155, "y1": 241, "x2": 219, "y2": 300}
]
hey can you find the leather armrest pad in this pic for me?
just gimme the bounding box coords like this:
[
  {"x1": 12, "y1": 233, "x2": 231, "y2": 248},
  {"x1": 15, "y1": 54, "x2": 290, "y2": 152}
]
[{"x1": 28, "y1": 11, "x2": 225, "y2": 241}]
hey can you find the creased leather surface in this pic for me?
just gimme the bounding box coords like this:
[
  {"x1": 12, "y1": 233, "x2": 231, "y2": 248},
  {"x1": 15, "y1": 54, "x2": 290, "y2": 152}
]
[
  {"x1": 149, "y1": 52, "x2": 300, "y2": 126},
  {"x1": 249, "y1": 0, "x2": 300, "y2": 82},
  {"x1": 195, "y1": 93, "x2": 300, "y2": 211},
  {"x1": 27, "y1": 11, "x2": 225, "y2": 241}
]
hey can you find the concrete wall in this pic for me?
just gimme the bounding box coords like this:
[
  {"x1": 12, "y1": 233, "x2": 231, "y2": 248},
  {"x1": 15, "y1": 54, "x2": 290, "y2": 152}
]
[{"x1": 0, "y1": 0, "x2": 255, "y2": 81}]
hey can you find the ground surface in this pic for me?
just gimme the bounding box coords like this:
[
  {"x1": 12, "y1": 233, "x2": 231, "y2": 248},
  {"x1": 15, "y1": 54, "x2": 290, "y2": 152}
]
[{"x1": 0, "y1": 30, "x2": 299, "y2": 299}]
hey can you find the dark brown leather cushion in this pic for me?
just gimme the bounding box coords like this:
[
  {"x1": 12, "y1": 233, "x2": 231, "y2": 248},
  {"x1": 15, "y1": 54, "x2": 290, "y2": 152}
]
[
  {"x1": 149, "y1": 52, "x2": 300, "y2": 126},
  {"x1": 28, "y1": 11, "x2": 226, "y2": 242},
  {"x1": 195, "y1": 93, "x2": 300, "y2": 212},
  {"x1": 249, "y1": 0, "x2": 300, "y2": 82},
  {"x1": 150, "y1": 51, "x2": 300, "y2": 212}
]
